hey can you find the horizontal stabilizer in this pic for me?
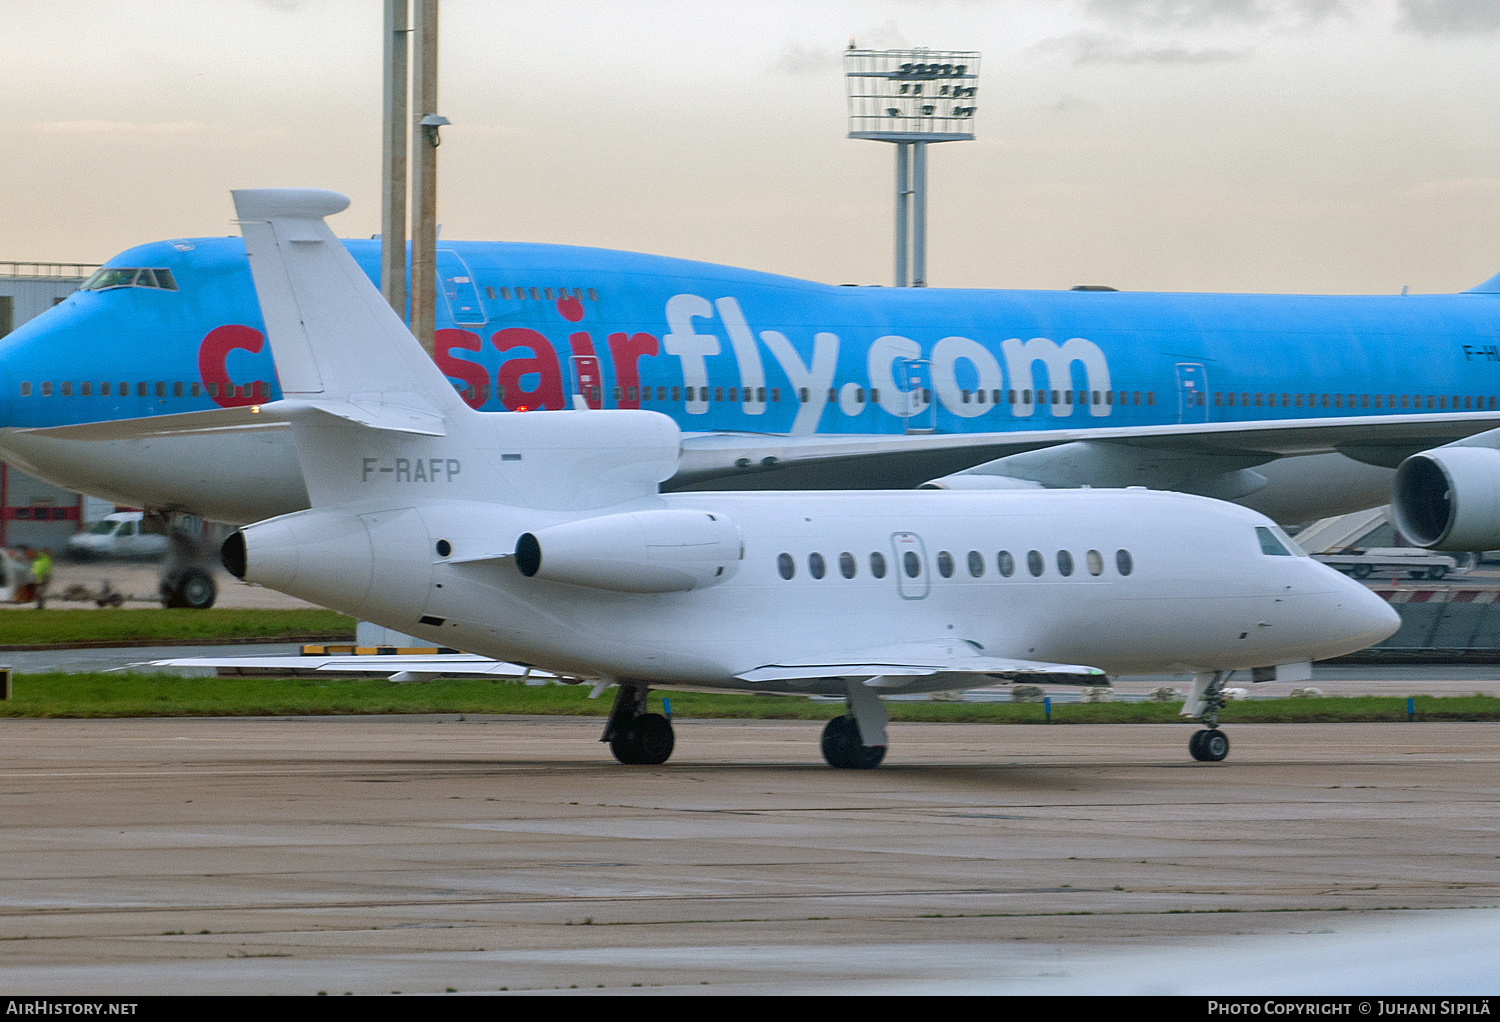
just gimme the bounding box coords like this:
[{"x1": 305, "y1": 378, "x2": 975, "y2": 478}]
[
  {"x1": 736, "y1": 640, "x2": 1106, "y2": 684},
  {"x1": 16, "y1": 405, "x2": 288, "y2": 441},
  {"x1": 16, "y1": 395, "x2": 446, "y2": 441}
]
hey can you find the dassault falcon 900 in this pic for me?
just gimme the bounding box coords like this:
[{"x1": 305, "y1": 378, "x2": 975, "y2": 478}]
[{"x1": 73, "y1": 188, "x2": 1398, "y2": 768}]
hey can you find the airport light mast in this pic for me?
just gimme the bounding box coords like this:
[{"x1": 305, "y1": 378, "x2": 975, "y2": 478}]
[{"x1": 844, "y1": 47, "x2": 979, "y2": 287}]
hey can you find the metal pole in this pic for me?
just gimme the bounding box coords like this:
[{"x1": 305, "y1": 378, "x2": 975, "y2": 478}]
[
  {"x1": 894, "y1": 142, "x2": 909, "y2": 288},
  {"x1": 380, "y1": 0, "x2": 409, "y2": 319},
  {"x1": 912, "y1": 140, "x2": 927, "y2": 288},
  {"x1": 410, "y1": 0, "x2": 439, "y2": 356}
]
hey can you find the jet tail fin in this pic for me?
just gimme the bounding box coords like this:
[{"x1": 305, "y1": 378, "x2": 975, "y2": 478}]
[
  {"x1": 230, "y1": 188, "x2": 464, "y2": 421},
  {"x1": 229, "y1": 188, "x2": 680, "y2": 511}
]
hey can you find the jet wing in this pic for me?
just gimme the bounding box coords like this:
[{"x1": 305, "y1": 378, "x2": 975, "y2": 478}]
[
  {"x1": 134, "y1": 652, "x2": 558, "y2": 678},
  {"x1": 735, "y1": 641, "x2": 1106, "y2": 685},
  {"x1": 670, "y1": 411, "x2": 1500, "y2": 491}
]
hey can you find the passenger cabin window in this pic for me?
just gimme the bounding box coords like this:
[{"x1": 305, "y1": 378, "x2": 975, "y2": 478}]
[
  {"x1": 903, "y1": 551, "x2": 921, "y2": 579},
  {"x1": 1027, "y1": 550, "x2": 1044, "y2": 577},
  {"x1": 1057, "y1": 550, "x2": 1074, "y2": 576},
  {"x1": 869, "y1": 552, "x2": 887, "y2": 578},
  {"x1": 936, "y1": 551, "x2": 954, "y2": 578},
  {"x1": 839, "y1": 552, "x2": 856, "y2": 579},
  {"x1": 808, "y1": 553, "x2": 826, "y2": 579},
  {"x1": 997, "y1": 550, "x2": 1015, "y2": 577},
  {"x1": 1086, "y1": 549, "x2": 1104, "y2": 576},
  {"x1": 777, "y1": 553, "x2": 795, "y2": 580},
  {"x1": 1116, "y1": 549, "x2": 1134, "y2": 576},
  {"x1": 967, "y1": 551, "x2": 984, "y2": 577}
]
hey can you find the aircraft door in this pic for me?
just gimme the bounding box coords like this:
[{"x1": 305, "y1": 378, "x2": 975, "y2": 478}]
[
  {"x1": 436, "y1": 250, "x2": 488, "y2": 327},
  {"x1": 891, "y1": 531, "x2": 930, "y2": 600},
  {"x1": 570, "y1": 355, "x2": 604, "y2": 410},
  {"x1": 898, "y1": 358, "x2": 935, "y2": 434},
  {"x1": 1175, "y1": 363, "x2": 1209, "y2": 424}
]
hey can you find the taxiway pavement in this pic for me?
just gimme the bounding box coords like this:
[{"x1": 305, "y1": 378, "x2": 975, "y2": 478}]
[{"x1": 0, "y1": 716, "x2": 1495, "y2": 994}]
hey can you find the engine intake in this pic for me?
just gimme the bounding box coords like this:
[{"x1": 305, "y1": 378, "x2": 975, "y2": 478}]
[
  {"x1": 1392, "y1": 446, "x2": 1500, "y2": 550},
  {"x1": 515, "y1": 508, "x2": 742, "y2": 593}
]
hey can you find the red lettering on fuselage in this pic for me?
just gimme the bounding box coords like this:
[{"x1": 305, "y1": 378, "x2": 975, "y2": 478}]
[
  {"x1": 198, "y1": 324, "x2": 266, "y2": 407},
  {"x1": 606, "y1": 332, "x2": 660, "y2": 409},
  {"x1": 493, "y1": 327, "x2": 565, "y2": 411},
  {"x1": 435, "y1": 328, "x2": 489, "y2": 409}
]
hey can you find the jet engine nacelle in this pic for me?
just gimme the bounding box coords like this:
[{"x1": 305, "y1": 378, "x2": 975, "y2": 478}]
[
  {"x1": 1392, "y1": 446, "x2": 1500, "y2": 550},
  {"x1": 514, "y1": 508, "x2": 742, "y2": 594},
  {"x1": 222, "y1": 505, "x2": 432, "y2": 620}
]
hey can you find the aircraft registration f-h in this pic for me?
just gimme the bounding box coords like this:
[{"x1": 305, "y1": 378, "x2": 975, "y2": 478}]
[
  {"x1": 5, "y1": 211, "x2": 1500, "y2": 548},
  {"x1": 139, "y1": 188, "x2": 1400, "y2": 768}
]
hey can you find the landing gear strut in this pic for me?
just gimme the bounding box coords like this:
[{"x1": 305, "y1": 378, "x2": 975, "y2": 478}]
[
  {"x1": 601, "y1": 684, "x2": 674, "y2": 765},
  {"x1": 1184, "y1": 670, "x2": 1231, "y2": 762}
]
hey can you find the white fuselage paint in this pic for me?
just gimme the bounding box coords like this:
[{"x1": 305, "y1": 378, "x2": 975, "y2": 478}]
[{"x1": 239, "y1": 487, "x2": 1398, "y2": 694}]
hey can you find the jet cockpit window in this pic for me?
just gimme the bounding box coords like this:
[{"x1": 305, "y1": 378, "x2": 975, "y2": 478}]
[
  {"x1": 80, "y1": 267, "x2": 178, "y2": 291},
  {"x1": 1255, "y1": 526, "x2": 1305, "y2": 557}
]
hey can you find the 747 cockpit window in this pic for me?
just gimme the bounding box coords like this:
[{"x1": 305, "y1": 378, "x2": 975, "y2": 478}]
[
  {"x1": 80, "y1": 267, "x2": 178, "y2": 292},
  {"x1": 1255, "y1": 525, "x2": 1305, "y2": 556}
]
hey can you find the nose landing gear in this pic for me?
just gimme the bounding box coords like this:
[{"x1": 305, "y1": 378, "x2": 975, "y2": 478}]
[
  {"x1": 1189, "y1": 727, "x2": 1230, "y2": 762},
  {"x1": 1184, "y1": 670, "x2": 1232, "y2": 762}
]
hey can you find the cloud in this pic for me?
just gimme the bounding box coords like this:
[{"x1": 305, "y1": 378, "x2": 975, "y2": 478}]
[
  {"x1": 1080, "y1": 0, "x2": 1348, "y2": 29},
  {"x1": 772, "y1": 43, "x2": 841, "y2": 76},
  {"x1": 34, "y1": 120, "x2": 204, "y2": 134},
  {"x1": 1047, "y1": 95, "x2": 1099, "y2": 115},
  {"x1": 1037, "y1": 32, "x2": 1251, "y2": 64},
  {"x1": 1408, "y1": 177, "x2": 1500, "y2": 201},
  {"x1": 771, "y1": 20, "x2": 908, "y2": 77},
  {"x1": 1397, "y1": 0, "x2": 1500, "y2": 36}
]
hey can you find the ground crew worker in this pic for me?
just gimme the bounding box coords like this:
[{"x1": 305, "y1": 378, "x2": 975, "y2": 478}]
[{"x1": 32, "y1": 548, "x2": 53, "y2": 610}]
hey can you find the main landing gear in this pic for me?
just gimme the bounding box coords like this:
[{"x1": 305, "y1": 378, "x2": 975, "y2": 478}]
[
  {"x1": 821, "y1": 716, "x2": 885, "y2": 769},
  {"x1": 1185, "y1": 670, "x2": 1232, "y2": 762},
  {"x1": 602, "y1": 684, "x2": 675, "y2": 765},
  {"x1": 821, "y1": 679, "x2": 889, "y2": 769}
]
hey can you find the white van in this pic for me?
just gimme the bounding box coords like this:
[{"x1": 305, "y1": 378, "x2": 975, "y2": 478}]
[{"x1": 66, "y1": 511, "x2": 170, "y2": 560}]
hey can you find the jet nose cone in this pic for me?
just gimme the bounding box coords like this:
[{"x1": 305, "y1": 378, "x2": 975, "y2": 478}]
[{"x1": 1337, "y1": 576, "x2": 1402, "y2": 651}]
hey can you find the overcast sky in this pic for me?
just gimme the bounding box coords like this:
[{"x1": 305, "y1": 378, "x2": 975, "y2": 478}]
[{"x1": 3, "y1": 0, "x2": 1500, "y2": 294}]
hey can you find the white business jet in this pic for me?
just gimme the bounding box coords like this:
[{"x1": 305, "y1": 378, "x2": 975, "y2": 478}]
[{"x1": 115, "y1": 190, "x2": 1401, "y2": 768}]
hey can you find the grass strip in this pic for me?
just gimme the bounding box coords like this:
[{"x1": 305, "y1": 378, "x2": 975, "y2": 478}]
[
  {"x1": 0, "y1": 674, "x2": 1497, "y2": 722},
  {"x1": 0, "y1": 609, "x2": 355, "y2": 647}
]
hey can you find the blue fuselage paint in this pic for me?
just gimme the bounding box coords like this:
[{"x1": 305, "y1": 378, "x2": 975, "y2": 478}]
[{"x1": 3, "y1": 236, "x2": 1499, "y2": 433}]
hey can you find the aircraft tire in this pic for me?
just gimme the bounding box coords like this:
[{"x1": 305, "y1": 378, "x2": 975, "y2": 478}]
[
  {"x1": 821, "y1": 715, "x2": 886, "y2": 770},
  {"x1": 1189, "y1": 728, "x2": 1229, "y2": 762},
  {"x1": 634, "y1": 713, "x2": 675, "y2": 765},
  {"x1": 609, "y1": 713, "x2": 674, "y2": 766},
  {"x1": 160, "y1": 566, "x2": 217, "y2": 610}
]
